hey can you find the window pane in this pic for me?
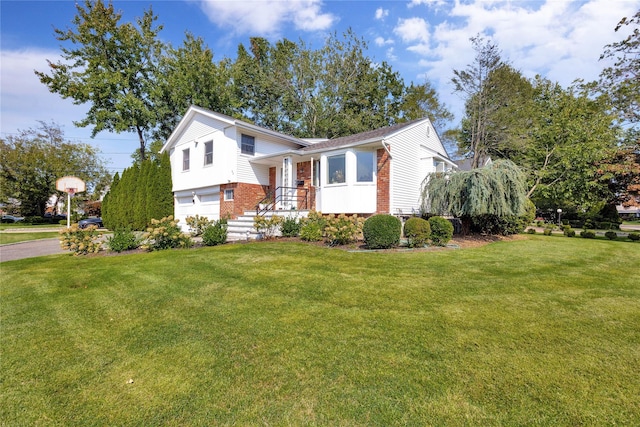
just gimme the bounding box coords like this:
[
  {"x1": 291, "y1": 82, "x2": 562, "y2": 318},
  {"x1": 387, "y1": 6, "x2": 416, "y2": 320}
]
[
  {"x1": 356, "y1": 152, "x2": 374, "y2": 182},
  {"x1": 327, "y1": 155, "x2": 345, "y2": 184},
  {"x1": 204, "y1": 141, "x2": 213, "y2": 165},
  {"x1": 224, "y1": 189, "x2": 234, "y2": 201},
  {"x1": 182, "y1": 149, "x2": 190, "y2": 171},
  {"x1": 241, "y1": 134, "x2": 255, "y2": 155}
]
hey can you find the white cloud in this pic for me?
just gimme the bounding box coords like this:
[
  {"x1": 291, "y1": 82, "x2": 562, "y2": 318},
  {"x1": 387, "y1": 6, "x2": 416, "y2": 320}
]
[
  {"x1": 197, "y1": 0, "x2": 335, "y2": 36},
  {"x1": 375, "y1": 7, "x2": 389, "y2": 20},
  {"x1": 408, "y1": 0, "x2": 447, "y2": 8},
  {"x1": 374, "y1": 36, "x2": 394, "y2": 47},
  {"x1": 393, "y1": 17, "x2": 431, "y2": 55},
  {"x1": 386, "y1": 47, "x2": 398, "y2": 61}
]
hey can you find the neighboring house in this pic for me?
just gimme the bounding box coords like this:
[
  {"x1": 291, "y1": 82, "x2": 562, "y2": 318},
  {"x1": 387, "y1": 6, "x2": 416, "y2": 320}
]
[
  {"x1": 160, "y1": 106, "x2": 456, "y2": 229},
  {"x1": 454, "y1": 156, "x2": 492, "y2": 171}
]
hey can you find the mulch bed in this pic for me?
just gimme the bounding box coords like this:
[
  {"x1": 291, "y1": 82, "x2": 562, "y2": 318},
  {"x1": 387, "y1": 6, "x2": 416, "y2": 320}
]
[{"x1": 80, "y1": 233, "x2": 522, "y2": 258}]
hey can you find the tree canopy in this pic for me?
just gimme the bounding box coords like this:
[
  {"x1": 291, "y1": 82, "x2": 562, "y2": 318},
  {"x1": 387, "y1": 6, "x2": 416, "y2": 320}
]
[
  {"x1": 0, "y1": 122, "x2": 110, "y2": 216},
  {"x1": 35, "y1": 0, "x2": 164, "y2": 161}
]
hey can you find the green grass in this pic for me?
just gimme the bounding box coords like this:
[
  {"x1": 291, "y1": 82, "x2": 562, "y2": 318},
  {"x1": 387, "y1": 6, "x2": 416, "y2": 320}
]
[
  {"x1": 2, "y1": 237, "x2": 639, "y2": 425},
  {"x1": 0, "y1": 231, "x2": 60, "y2": 244}
]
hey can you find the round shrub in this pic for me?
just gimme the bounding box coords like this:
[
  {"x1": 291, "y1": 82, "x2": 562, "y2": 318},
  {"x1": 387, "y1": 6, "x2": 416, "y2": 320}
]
[
  {"x1": 280, "y1": 216, "x2": 301, "y2": 237},
  {"x1": 526, "y1": 228, "x2": 536, "y2": 234},
  {"x1": 628, "y1": 232, "x2": 640, "y2": 241},
  {"x1": 543, "y1": 228, "x2": 553, "y2": 236},
  {"x1": 580, "y1": 230, "x2": 596, "y2": 239},
  {"x1": 428, "y1": 216, "x2": 454, "y2": 246},
  {"x1": 565, "y1": 229, "x2": 576, "y2": 237},
  {"x1": 363, "y1": 214, "x2": 401, "y2": 249},
  {"x1": 604, "y1": 231, "x2": 618, "y2": 240},
  {"x1": 107, "y1": 228, "x2": 140, "y2": 252},
  {"x1": 202, "y1": 220, "x2": 227, "y2": 246},
  {"x1": 404, "y1": 217, "x2": 431, "y2": 247}
]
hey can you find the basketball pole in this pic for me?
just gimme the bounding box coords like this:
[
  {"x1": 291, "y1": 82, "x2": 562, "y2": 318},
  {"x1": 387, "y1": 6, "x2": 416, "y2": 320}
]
[{"x1": 67, "y1": 191, "x2": 71, "y2": 228}]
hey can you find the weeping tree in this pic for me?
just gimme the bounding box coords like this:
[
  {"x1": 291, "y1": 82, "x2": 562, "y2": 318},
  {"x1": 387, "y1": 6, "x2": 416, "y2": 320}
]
[{"x1": 421, "y1": 160, "x2": 532, "y2": 235}]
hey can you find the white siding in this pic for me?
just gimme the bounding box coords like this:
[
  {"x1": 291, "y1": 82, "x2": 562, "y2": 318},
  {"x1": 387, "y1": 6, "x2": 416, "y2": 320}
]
[
  {"x1": 388, "y1": 121, "x2": 442, "y2": 214},
  {"x1": 317, "y1": 149, "x2": 377, "y2": 214},
  {"x1": 170, "y1": 116, "x2": 236, "y2": 193},
  {"x1": 236, "y1": 130, "x2": 295, "y2": 184}
]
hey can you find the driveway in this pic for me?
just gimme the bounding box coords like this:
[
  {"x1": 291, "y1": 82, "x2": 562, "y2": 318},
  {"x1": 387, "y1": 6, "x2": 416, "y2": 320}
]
[{"x1": 0, "y1": 238, "x2": 66, "y2": 262}]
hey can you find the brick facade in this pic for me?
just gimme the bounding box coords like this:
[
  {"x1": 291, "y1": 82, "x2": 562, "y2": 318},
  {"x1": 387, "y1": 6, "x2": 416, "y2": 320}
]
[
  {"x1": 220, "y1": 182, "x2": 269, "y2": 219},
  {"x1": 295, "y1": 161, "x2": 316, "y2": 210},
  {"x1": 376, "y1": 148, "x2": 390, "y2": 213}
]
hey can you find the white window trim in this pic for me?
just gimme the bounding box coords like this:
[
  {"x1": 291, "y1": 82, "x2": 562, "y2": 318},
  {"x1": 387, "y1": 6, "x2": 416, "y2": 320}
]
[{"x1": 224, "y1": 189, "x2": 235, "y2": 201}]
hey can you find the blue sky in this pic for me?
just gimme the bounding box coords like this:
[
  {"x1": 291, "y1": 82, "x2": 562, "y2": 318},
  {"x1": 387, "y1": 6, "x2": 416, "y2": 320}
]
[{"x1": 1, "y1": 0, "x2": 638, "y2": 174}]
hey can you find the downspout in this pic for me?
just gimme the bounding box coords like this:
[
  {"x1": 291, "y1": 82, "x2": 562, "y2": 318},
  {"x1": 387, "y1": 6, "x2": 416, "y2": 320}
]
[
  {"x1": 381, "y1": 140, "x2": 392, "y2": 159},
  {"x1": 381, "y1": 139, "x2": 392, "y2": 214}
]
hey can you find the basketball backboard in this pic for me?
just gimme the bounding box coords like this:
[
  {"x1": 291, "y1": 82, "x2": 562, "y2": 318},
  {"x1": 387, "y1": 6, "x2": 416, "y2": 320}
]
[{"x1": 56, "y1": 176, "x2": 86, "y2": 194}]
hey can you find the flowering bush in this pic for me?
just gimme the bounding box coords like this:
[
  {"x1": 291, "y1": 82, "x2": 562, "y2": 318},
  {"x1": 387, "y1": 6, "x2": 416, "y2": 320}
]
[
  {"x1": 299, "y1": 211, "x2": 326, "y2": 242},
  {"x1": 59, "y1": 224, "x2": 103, "y2": 255},
  {"x1": 141, "y1": 216, "x2": 192, "y2": 251},
  {"x1": 254, "y1": 215, "x2": 283, "y2": 239},
  {"x1": 324, "y1": 214, "x2": 363, "y2": 246},
  {"x1": 185, "y1": 215, "x2": 212, "y2": 236}
]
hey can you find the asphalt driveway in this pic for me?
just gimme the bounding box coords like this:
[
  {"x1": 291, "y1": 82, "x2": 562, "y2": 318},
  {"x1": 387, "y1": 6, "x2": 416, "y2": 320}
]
[{"x1": 0, "y1": 238, "x2": 66, "y2": 263}]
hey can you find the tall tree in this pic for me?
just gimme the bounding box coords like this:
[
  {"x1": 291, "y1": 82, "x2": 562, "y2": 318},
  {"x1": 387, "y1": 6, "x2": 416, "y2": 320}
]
[
  {"x1": 451, "y1": 35, "x2": 505, "y2": 168},
  {"x1": 0, "y1": 122, "x2": 110, "y2": 216},
  {"x1": 35, "y1": 0, "x2": 164, "y2": 161},
  {"x1": 402, "y1": 81, "x2": 454, "y2": 135},
  {"x1": 599, "y1": 10, "x2": 640, "y2": 124},
  {"x1": 520, "y1": 78, "x2": 619, "y2": 212},
  {"x1": 153, "y1": 33, "x2": 235, "y2": 142}
]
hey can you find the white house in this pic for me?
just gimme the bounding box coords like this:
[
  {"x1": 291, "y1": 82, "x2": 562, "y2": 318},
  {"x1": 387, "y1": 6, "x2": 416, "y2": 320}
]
[{"x1": 160, "y1": 106, "x2": 455, "y2": 229}]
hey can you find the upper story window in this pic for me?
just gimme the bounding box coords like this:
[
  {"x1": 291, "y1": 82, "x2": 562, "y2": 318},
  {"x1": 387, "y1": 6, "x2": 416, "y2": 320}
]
[
  {"x1": 327, "y1": 154, "x2": 346, "y2": 184},
  {"x1": 241, "y1": 134, "x2": 255, "y2": 155},
  {"x1": 204, "y1": 141, "x2": 213, "y2": 166},
  {"x1": 356, "y1": 151, "x2": 374, "y2": 182},
  {"x1": 182, "y1": 148, "x2": 190, "y2": 171}
]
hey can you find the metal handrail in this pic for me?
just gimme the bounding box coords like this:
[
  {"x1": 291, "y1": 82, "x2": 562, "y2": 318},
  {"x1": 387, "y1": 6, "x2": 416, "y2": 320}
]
[{"x1": 256, "y1": 186, "x2": 309, "y2": 215}]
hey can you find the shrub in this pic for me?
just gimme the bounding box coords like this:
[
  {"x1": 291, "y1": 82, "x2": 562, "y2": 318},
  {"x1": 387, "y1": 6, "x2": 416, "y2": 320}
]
[
  {"x1": 141, "y1": 216, "x2": 192, "y2": 251},
  {"x1": 604, "y1": 231, "x2": 618, "y2": 240},
  {"x1": 106, "y1": 228, "x2": 140, "y2": 252},
  {"x1": 23, "y1": 216, "x2": 48, "y2": 225},
  {"x1": 324, "y1": 214, "x2": 364, "y2": 246},
  {"x1": 280, "y1": 216, "x2": 302, "y2": 237},
  {"x1": 363, "y1": 214, "x2": 401, "y2": 249},
  {"x1": 202, "y1": 220, "x2": 228, "y2": 246},
  {"x1": 543, "y1": 228, "x2": 553, "y2": 236},
  {"x1": 583, "y1": 220, "x2": 595, "y2": 230},
  {"x1": 59, "y1": 224, "x2": 103, "y2": 255},
  {"x1": 185, "y1": 215, "x2": 212, "y2": 236},
  {"x1": 580, "y1": 230, "x2": 596, "y2": 239},
  {"x1": 404, "y1": 217, "x2": 431, "y2": 247},
  {"x1": 628, "y1": 232, "x2": 640, "y2": 241},
  {"x1": 565, "y1": 229, "x2": 576, "y2": 238},
  {"x1": 429, "y1": 216, "x2": 453, "y2": 246},
  {"x1": 254, "y1": 215, "x2": 283, "y2": 239},
  {"x1": 526, "y1": 228, "x2": 536, "y2": 234},
  {"x1": 299, "y1": 211, "x2": 326, "y2": 242}
]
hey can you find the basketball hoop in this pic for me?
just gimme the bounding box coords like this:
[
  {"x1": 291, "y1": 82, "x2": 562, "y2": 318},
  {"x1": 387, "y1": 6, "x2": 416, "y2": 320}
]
[{"x1": 56, "y1": 176, "x2": 86, "y2": 228}]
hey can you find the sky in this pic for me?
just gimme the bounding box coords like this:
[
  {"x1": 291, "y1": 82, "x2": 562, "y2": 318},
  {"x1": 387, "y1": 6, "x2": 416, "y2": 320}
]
[{"x1": 1, "y1": 0, "x2": 638, "y2": 174}]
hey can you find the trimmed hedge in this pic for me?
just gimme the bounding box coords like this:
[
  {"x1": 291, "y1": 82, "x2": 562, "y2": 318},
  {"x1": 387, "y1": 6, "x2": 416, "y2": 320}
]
[
  {"x1": 429, "y1": 216, "x2": 454, "y2": 246},
  {"x1": 404, "y1": 217, "x2": 431, "y2": 248},
  {"x1": 363, "y1": 214, "x2": 401, "y2": 249}
]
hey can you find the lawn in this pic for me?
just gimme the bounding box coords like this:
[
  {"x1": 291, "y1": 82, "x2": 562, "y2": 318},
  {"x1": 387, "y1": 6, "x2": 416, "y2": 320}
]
[
  {"x1": 1, "y1": 236, "x2": 639, "y2": 425},
  {"x1": 0, "y1": 231, "x2": 60, "y2": 245}
]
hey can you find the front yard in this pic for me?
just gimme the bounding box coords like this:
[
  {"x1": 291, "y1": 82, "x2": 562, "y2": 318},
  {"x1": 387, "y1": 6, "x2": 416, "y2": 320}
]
[{"x1": 1, "y1": 237, "x2": 639, "y2": 425}]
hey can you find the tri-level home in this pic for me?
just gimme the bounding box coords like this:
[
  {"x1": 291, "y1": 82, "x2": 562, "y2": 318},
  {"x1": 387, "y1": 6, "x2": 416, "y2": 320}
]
[{"x1": 160, "y1": 106, "x2": 456, "y2": 232}]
